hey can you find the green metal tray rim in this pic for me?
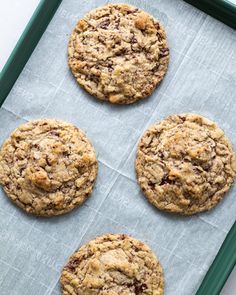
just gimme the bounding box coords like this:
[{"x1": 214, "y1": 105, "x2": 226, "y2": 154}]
[
  {"x1": 184, "y1": 0, "x2": 236, "y2": 29},
  {"x1": 0, "y1": 0, "x2": 63, "y2": 105},
  {"x1": 0, "y1": 1, "x2": 235, "y2": 295}
]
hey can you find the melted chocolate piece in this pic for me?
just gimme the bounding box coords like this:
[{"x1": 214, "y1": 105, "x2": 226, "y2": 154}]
[
  {"x1": 130, "y1": 34, "x2": 138, "y2": 44},
  {"x1": 49, "y1": 131, "x2": 59, "y2": 136},
  {"x1": 114, "y1": 17, "x2": 120, "y2": 30},
  {"x1": 66, "y1": 257, "x2": 83, "y2": 272},
  {"x1": 178, "y1": 115, "x2": 186, "y2": 122},
  {"x1": 98, "y1": 19, "x2": 110, "y2": 29},
  {"x1": 160, "y1": 174, "x2": 173, "y2": 185},
  {"x1": 159, "y1": 48, "x2": 169, "y2": 56},
  {"x1": 134, "y1": 279, "x2": 147, "y2": 294},
  {"x1": 148, "y1": 181, "x2": 156, "y2": 190}
]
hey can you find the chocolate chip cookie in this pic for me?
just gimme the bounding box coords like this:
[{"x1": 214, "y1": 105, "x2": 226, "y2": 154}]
[
  {"x1": 61, "y1": 234, "x2": 164, "y2": 294},
  {"x1": 136, "y1": 114, "x2": 236, "y2": 215},
  {"x1": 68, "y1": 3, "x2": 169, "y2": 104},
  {"x1": 0, "y1": 119, "x2": 98, "y2": 216}
]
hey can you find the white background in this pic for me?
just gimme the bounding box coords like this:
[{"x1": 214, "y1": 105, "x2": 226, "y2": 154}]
[
  {"x1": 0, "y1": 0, "x2": 40, "y2": 70},
  {"x1": 0, "y1": 1, "x2": 235, "y2": 294}
]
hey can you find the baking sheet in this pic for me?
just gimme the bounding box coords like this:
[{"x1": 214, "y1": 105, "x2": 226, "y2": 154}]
[{"x1": 0, "y1": 0, "x2": 236, "y2": 294}]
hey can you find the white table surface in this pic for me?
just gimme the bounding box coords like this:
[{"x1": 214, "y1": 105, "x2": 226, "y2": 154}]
[
  {"x1": 0, "y1": 0, "x2": 40, "y2": 71},
  {"x1": 0, "y1": 1, "x2": 235, "y2": 294}
]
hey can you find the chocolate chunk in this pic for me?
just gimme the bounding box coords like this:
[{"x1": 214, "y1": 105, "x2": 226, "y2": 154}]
[
  {"x1": 45, "y1": 155, "x2": 51, "y2": 166},
  {"x1": 148, "y1": 181, "x2": 156, "y2": 189},
  {"x1": 159, "y1": 48, "x2": 169, "y2": 56},
  {"x1": 89, "y1": 74, "x2": 99, "y2": 84},
  {"x1": 98, "y1": 19, "x2": 110, "y2": 29},
  {"x1": 5, "y1": 183, "x2": 10, "y2": 189},
  {"x1": 130, "y1": 34, "x2": 138, "y2": 44},
  {"x1": 127, "y1": 8, "x2": 139, "y2": 15},
  {"x1": 134, "y1": 279, "x2": 147, "y2": 294},
  {"x1": 66, "y1": 257, "x2": 83, "y2": 272},
  {"x1": 151, "y1": 63, "x2": 160, "y2": 72},
  {"x1": 108, "y1": 64, "x2": 114, "y2": 72},
  {"x1": 116, "y1": 48, "x2": 129, "y2": 56},
  {"x1": 158, "y1": 151, "x2": 164, "y2": 159},
  {"x1": 178, "y1": 115, "x2": 186, "y2": 122},
  {"x1": 49, "y1": 131, "x2": 59, "y2": 136},
  {"x1": 114, "y1": 17, "x2": 120, "y2": 29},
  {"x1": 126, "y1": 280, "x2": 147, "y2": 294},
  {"x1": 160, "y1": 174, "x2": 173, "y2": 185},
  {"x1": 19, "y1": 167, "x2": 24, "y2": 174},
  {"x1": 120, "y1": 234, "x2": 127, "y2": 240}
]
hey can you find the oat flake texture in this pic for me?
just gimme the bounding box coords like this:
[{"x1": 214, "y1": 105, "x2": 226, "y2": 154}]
[
  {"x1": 68, "y1": 3, "x2": 169, "y2": 104},
  {"x1": 136, "y1": 114, "x2": 236, "y2": 215},
  {"x1": 60, "y1": 234, "x2": 164, "y2": 294},
  {"x1": 0, "y1": 119, "x2": 98, "y2": 216}
]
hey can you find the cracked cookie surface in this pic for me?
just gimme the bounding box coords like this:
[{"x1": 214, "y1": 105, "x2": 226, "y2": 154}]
[
  {"x1": 68, "y1": 3, "x2": 169, "y2": 104},
  {"x1": 0, "y1": 119, "x2": 98, "y2": 216},
  {"x1": 61, "y1": 234, "x2": 164, "y2": 295},
  {"x1": 136, "y1": 114, "x2": 236, "y2": 215}
]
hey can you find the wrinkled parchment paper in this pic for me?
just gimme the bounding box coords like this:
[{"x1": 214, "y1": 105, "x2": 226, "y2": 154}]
[{"x1": 0, "y1": 0, "x2": 236, "y2": 294}]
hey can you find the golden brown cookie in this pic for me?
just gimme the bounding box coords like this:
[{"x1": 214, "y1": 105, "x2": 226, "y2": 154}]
[
  {"x1": 68, "y1": 3, "x2": 169, "y2": 104},
  {"x1": 0, "y1": 119, "x2": 98, "y2": 216},
  {"x1": 61, "y1": 234, "x2": 164, "y2": 294},
  {"x1": 136, "y1": 114, "x2": 236, "y2": 215}
]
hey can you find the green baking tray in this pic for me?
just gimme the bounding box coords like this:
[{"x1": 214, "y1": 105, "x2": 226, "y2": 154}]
[
  {"x1": 0, "y1": 0, "x2": 235, "y2": 294},
  {"x1": 185, "y1": 0, "x2": 236, "y2": 29}
]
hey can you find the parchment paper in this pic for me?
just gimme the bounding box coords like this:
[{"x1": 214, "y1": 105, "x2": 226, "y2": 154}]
[{"x1": 0, "y1": 0, "x2": 236, "y2": 294}]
